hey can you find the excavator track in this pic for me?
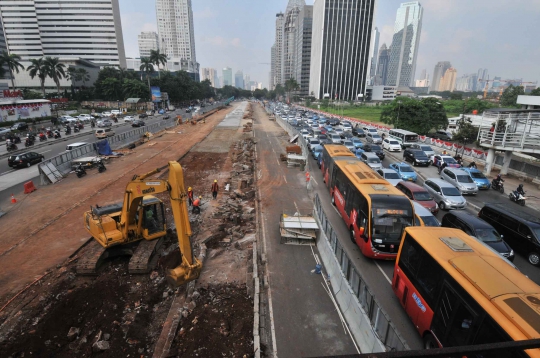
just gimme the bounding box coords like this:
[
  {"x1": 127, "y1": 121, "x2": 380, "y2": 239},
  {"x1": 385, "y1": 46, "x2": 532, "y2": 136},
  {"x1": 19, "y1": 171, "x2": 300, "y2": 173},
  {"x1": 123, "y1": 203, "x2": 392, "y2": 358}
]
[
  {"x1": 128, "y1": 237, "x2": 165, "y2": 274},
  {"x1": 76, "y1": 239, "x2": 135, "y2": 275}
]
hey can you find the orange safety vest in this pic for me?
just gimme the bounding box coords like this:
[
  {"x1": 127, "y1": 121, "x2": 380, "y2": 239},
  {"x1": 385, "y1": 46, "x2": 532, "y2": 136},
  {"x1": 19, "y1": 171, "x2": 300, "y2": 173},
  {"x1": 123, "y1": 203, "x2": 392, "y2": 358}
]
[
  {"x1": 211, "y1": 183, "x2": 219, "y2": 192},
  {"x1": 188, "y1": 190, "x2": 193, "y2": 200},
  {"x1": 193, "y1": 198, "x2": 200, "y2": 207}
]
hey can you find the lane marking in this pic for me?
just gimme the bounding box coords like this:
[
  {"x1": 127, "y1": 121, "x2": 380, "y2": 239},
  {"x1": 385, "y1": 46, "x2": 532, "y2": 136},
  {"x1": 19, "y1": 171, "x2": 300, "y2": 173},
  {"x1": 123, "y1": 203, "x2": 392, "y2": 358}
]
[
  {"x1": 375, "y1": 262, "x2": 392, "y2": 285},
  {"x1": 294, "y1": 201, "x2": 299, "y2": 212},
  {"x1": 38, "y1": 150, "x2": 51, "y2": 154},
  {"x1": 283, "y1": 175, "x2": 287, "y2": 183},
  {"x1": 0, "y1": 169, "x2": 15, "y2": 176}
]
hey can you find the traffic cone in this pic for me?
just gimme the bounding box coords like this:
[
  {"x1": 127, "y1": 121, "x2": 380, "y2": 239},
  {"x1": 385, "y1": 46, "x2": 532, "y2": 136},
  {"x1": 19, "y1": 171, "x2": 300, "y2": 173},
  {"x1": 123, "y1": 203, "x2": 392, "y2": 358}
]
[{"x1": 11, "y1": 194, "x2": 17, "y2": 204}]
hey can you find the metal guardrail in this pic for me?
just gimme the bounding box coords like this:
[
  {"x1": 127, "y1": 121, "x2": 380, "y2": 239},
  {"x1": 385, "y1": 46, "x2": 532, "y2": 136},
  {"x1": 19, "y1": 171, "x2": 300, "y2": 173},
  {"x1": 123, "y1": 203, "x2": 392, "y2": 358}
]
[{"x1": 313, "y1": 194, "x2": 408, "y2": 352}]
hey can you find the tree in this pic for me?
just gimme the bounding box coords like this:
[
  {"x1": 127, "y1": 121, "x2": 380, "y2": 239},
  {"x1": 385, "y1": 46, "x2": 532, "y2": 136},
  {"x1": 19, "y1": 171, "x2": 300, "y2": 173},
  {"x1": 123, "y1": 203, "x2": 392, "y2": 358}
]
[
  {"x1": 149, "y1": 49, "x2": 168, "y2": 79},
  {"x1": 452, "y1": 122, "x2": 479, "y2": 154},
  {"x1": 1, "y1": 51, "x2": 25, "y2": 90},
  {"x1": 77, "y1": 68, "x2": 91, "y2": 87},
  {"x1": 0, "y1": 56, "x2": 5, "y2": 79},
  {"x1": 122, "y1": 78, "x2": 149, "y2": 99},
  {"x1": 27, "y1": 58, "x2": 48, "y2": 97},
  {"x1": 380, "y1": 97, "x2": 448, "y2": 135},
  {"x1": 529, "y1": 87, "x2": 540, "y2": 96},
  {"x1": 139, "y1": 58, "x2": 154, "y2": 99},
  {"x1": 100, "y1": 77, "x2": 122, "y2": 100},
  {"x1": 43, "y1": 57, "x2": 66, "y2": 95},
  {"x1": 284, "y1": 78, "x2": 299, "y2": 102},
  {"x1": 449, "y1": 92, "x2": 463, "y2": 100},
  {"x1": 500, "y1": 85, "x2": 525, "y2": 107}
]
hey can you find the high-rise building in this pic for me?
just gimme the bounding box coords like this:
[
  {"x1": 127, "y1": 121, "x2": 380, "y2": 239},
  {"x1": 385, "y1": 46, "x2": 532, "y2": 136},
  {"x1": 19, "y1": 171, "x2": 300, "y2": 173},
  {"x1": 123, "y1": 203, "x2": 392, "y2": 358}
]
[
  {"x1": 281, "y1": 0, "x2": 304, "y2": 85},
  {"x1": 273, "y1": 13, "x2": 285, "y2": 87},
  {"x1": 430, "y1": 61, "x2": 452, "y2": 93},
  {"x1": 309, "y1": 0, "x2": 376, "y2": 100},
  {"x1": 214, "y1": 73, "x2": 221, "y2": 89},
  {"x1": 244, "y1": 74, "x2": 251, "y2": 90},
  {"x1": 369, "y1": 27, "x2": 380, "y2": 85},
  {"x1": 386, "y1": 2, "x2": 423, "y2": 87},
  {"x1": 270, "y1": 43, "x2": 277, "y2": 89},
  {"x1": 235, "y1": 70, "x2": 244, "y2": 89},
  {"x1": 477, "y1": 68, "x2": 488, "y2": 92},
  {"x1": 374, "y1": 44, "x2": 389, "y2": 86},
  {"x1": 156, "y1": 0, "x2": 196, "y2": 62},
  {"x1": 294, "y1": 4, "x2": 313, "y2": 96},
  {"x1": 439, "y1": 68, "x2": 457, "y2": 92},
  {"x1": 222, "y1": 67, "x2": 233, "y2": 87},
  {"x1": 138, "y1": 32, "x2": 159, "y2": 59},
  {"x1": 201, "y1": 68, "x2": 216, "y2": 87},
  {"x1": 0, "y1": 0, "x2": 126, "y2": 67}
]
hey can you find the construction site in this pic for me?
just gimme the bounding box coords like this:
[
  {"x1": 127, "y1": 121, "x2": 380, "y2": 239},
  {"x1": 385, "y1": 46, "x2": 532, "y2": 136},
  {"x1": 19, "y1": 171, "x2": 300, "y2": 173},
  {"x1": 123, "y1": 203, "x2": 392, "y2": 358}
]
[{"x1": 0, "y1": 102, "x2": 263, "y2": 357}]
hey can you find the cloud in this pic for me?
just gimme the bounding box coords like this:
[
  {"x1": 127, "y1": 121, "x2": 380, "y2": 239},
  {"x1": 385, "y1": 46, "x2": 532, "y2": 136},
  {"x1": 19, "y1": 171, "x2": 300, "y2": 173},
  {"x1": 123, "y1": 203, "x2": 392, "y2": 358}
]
[
  {"x1": 194, "y1": 7, "x2": 217, "y2": 19},
  {"x1": 201, "y1": 36, "x2": 242, "y2": 48},
  {"x1": 378, "y1": 24, "x2": 394, "y2": 48}
]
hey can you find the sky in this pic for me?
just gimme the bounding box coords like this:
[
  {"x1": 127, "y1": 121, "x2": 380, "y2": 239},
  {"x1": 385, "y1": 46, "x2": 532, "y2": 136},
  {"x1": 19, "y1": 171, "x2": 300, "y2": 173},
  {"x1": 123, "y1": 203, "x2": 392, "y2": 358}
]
[{"x1": 118, "y1": 0, "x2": 540, "y2": 89}]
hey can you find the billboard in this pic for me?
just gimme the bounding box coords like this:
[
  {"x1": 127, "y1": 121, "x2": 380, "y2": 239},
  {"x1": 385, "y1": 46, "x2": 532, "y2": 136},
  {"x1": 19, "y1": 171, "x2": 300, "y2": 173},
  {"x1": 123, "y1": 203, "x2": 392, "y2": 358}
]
[{"x1": 151, "y1": 86, "x2": 162, "y2": 102}]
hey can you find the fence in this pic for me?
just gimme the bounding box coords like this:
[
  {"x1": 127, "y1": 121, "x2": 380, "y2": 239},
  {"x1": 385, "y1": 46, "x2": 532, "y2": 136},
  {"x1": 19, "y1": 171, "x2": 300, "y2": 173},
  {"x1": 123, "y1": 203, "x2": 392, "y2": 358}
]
[{"x1": 313, "y1": 194, "x2": 408, "y2": 352}]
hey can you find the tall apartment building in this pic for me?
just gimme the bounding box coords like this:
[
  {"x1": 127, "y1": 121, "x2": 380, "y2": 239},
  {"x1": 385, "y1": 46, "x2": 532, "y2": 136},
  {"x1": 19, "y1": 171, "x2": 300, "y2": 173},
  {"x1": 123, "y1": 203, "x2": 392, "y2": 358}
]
[
  {"x1": 430, "y1": 61, "x2": 452, "y2": 93},
  {"x1": 294, "y1": 4, "x2": 313, "y2": 96},
  {"x1": 235, "y1": 70, "x2": 244, "y2": 89},
  {"x1": 270, "y1": 43, "x2": 276, "y2": 89},
  {"x1": 138, "y1": 32, "x2": 159, "y2": 59},
  {"x1": 0, "y1": 0, "x2": 126, "y2": 67},
  {"x1": 386, "y1": 2, "x2": 423, "y2": 87},
  {"x1": 156, "y1": 0, "x2": 196, "y2": 61},
  {"x1": 201, "y1": 68, "x2": 216, "y2": 87},
  {"x1": 244, "y1": 74, "x2": 251, "y2": 90},
  {"x1": 439, "y1": 67, "x2": 457, "y2": 92},
  {"x1": 281, "y1": 0, "x2": 304, "y2": 85},
  {"x1": 477, "y1": 68, "x2": 489, "y2": 92},
  {"x1": 222, "y1": 67, "x2": 232, "y2": 87},
  {"x1": 369, "y1": 27, "x2": 380, "y2": 85},
  {"x1": 272, "y1": 13, "x2": 285, "y2": 87},
  {"x1": 310, "y1": 0, "x2": 376, "y2": 100},
  {"x1": 374, "y1": 44, "x2": 389, "y2": 86}
]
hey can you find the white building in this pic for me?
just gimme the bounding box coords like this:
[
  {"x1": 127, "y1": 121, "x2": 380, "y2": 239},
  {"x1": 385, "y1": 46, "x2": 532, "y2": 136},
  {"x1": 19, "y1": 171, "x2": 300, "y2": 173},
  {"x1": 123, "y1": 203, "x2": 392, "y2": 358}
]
[
  {"x1": 138, "y1": 32, "x2": 159, "y2": 59},
  {"x1": 273, "y1": 13, "x2": 285, "y2": 87},
  {"x1": 156, "y1": 0, "x2": 196, "y2": 62},
  {"x1": 126, "y1": 57, "x2": 199, "y2": 80},
  {"x1": 0, "y1": 0, "x2": 126, "y2": 68},
  {"x1": 201, "y1": 68, "x2": 216, "y2": 87}
]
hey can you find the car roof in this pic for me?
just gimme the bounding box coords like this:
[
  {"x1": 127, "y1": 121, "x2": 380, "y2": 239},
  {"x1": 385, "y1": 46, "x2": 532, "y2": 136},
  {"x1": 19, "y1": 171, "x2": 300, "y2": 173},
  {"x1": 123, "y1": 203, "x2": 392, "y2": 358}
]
[
  {"x1": 362, "y1": 152, "x2": 379, "y2": 158},
  {"x1": 412, "y1": 201, "x2": 434, "y2": 216},
  {"x1": 408, "y1": 148, "x2": 424, "y2": 153},
  {"x1": 379, "y1": 168, "x2": 397, "y2": 174},
  {"x1": 393, "y1": 162, "x2": 411, "y2": 168},
  {"x1": 443, "y1": 210, "x2": 494, "y2": 229},
  {"x1": 461, "y1": 167, "x2": 481, "y2": 173},
  {"x1": 397, "y1": 180, "x2": 427, "y2": 192},
  {"x1": 482, "y1": 203, "x2": 540, "y2": 227},
  {"x1": 426, "y1": 178, "x2": 455, "y2": 187},
  {"x1": 444, "y1": 167, "x2": 468, "y2": 174},
  {"x1": 440, "y1": 155, "x2": 454, "y2": 159}
]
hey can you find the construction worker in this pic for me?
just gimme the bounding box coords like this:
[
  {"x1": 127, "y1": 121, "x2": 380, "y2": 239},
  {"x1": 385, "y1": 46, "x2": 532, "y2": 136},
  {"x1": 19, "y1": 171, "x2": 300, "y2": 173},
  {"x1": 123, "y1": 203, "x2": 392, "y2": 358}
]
[
  {"x1": 192, "y1": 196, "x2": 201, "y2": 214},
  {"x1": 187, "y1": 187, "x2": 194, "y2": 206},
  {"x1": 211, "y1": 180, "x2": 219, "y2": 199}
]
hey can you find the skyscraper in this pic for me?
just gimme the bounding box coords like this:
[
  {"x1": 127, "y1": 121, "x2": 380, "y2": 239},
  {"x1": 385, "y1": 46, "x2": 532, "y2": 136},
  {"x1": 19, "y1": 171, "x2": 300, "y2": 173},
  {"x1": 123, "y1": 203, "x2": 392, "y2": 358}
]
[
  {"x1": 244, "y1": 74, "x2": 251, "y2": 90},
  {"x1": 439, "y1": 68, "x2": 457, "y2": 92},
  {"x1": 294, "y1": 4, "x2": 313, "y2": 96},
  {"x1": 0, "y1": 0, "x2": 126, "y2": 67},
  {"x1": 156, "y1": 0, "x2": 196, "y2": 61},
  {"x1": 370, "y1": 27, "x2": 380, "y2": 85},
  {"x1": 386, "y1": 2, "x2": 423, "y2": 87},
  {"x1": 374, "y1": 44, "x2": 389, "y2": 86},
  {"x1": 309, "y1": 0, "x2": 376, "y2": 100},
  {"x1": 273, "y1": 13, "x2": 285, "y2": 87},
  {"x1": 201, "y1": 68, "x2": 216, "y2": 87},
  {"x1": 281, "y1": 0, "x2": 305, "y2": 85},
  {"x1": 235, "y1": 70, "x2": 244, "y2": 89},
  {"x1": 222, "y1": 67, "x2": 233, "y2": 87},
  {"x1": 430, "y1": 61, "x2": 452, "y2": 93},
  {"x1": 138, "y1": 32, "x2": 159, "y2": 58},
  {"x1": 477, "y1": 68, "x2": 488, "y2": 92},
  {"x1": 270, "y1": 44, "x2": 277, "y2": 89}
]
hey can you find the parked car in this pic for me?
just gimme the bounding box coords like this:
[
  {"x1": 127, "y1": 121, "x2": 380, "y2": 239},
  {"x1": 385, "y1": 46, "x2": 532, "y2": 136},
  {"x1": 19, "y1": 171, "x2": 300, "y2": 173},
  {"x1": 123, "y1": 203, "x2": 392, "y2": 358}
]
[
  {"x1": 132, "y1": 120, "x2": 146, "y2": 127},
  {"x1": 341, "y1": 140, "x2": 356, "y2": 152},
  {"x1": 409, "y1": 143, "x2": 435, "y2": 158},
  {"x1": 423, "y1": 178, "x2": 467, "y2": 210},
  {"x1": 396, "y1": 181, "x2": 438, "y2": 214},
  {"x1": 403, "y1": 148, "x2": 430, "y2": 166},
  {"x1": 389, "y1": 162, "x2": 417, "y2": 182},
  {"x1": 366, "y1": 132, "x2": 383, "y2": 144},
  {"x1": 354, "y1": 148, "x2": 365, "y2": 159},
  {"x1": 352, "y1": 127, "x2": 366, "y2": 137},
  {"x1": 382, "y1": 138, "x2": 401, "y2": 152},
  {"x1": 412, "y1": 201, "x2": 440, "y2": 227},
  {"x1": 123, "y1": 115, "x2": 135, "y2": 122},
  {"x1": 7, "y1": 151, "x2": 44, "y2": 169},
  {"x1": 376, "y1": 168, "x2": 402, "y2": 186},
  {"x1": 0, "y1": 127, "x2": 12, "y2": 136},
  {"x1": 351, "y1": 137, "x2": 364, "y2": 149},
  {"x1": 440, "y1": 167, "x2": 478, "y2": 195},
  {"x1": 461, "y1": 167, "x2": 491, "y2": 190},
  {"x1": 441, "y1": 210, "x2": 514, "y2": 261},
  {"x1": 359, "y1": 152, "x2": 382, "y2": 170},
  {"x1": 340, "y1": 121, "x2": 352, "y2": 131},
  {"x1": 430, "y1": 154, "x2": 461, "y2": 168},
  {"x1": 11, "y1": 122, "x2": 29, "y2": 131},
  {"x1": 430, "y1": 130, "x2": 453, "y2": 141},
  {"x1": 363, "y1": 144, "x2": 385, "y2": 160},
  {"x1": 478, "y1": 203, "x2": 540, "y2": 266}
]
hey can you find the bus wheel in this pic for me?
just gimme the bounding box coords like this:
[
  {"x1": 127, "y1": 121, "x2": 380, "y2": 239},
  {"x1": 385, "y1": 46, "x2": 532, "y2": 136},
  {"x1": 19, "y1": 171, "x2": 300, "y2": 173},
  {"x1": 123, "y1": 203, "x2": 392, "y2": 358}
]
[
  {"x1": 350, "y1": 229, "x2": 355, "y2": 243},
  {"x1": 423, "y1": 334, "x2": 438, "y2": 349},
  {"x1": 331, "y1": 194, "x2": 336, "y2": 206}
]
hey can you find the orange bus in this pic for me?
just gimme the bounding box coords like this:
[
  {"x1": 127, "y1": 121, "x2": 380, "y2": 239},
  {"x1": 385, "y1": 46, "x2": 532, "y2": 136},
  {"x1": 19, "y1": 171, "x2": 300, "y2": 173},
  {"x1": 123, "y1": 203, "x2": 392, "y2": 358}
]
[
  {"x1": 328, "y1": 158, "x2": 415, "y2": 259},
  {"x1": 319, "y1": 144, "x2": 357, "y2": 185},
  {"x1": 393, "y1": 227, "x2": 540, "y2": 357}
]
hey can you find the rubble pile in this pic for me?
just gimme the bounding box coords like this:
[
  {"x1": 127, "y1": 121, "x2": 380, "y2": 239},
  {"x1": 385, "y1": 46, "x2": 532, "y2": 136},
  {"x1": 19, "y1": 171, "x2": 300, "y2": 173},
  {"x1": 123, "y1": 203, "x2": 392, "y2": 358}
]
[{"x1": 242, "y1": 103, "x2": 253, "y2": 119}]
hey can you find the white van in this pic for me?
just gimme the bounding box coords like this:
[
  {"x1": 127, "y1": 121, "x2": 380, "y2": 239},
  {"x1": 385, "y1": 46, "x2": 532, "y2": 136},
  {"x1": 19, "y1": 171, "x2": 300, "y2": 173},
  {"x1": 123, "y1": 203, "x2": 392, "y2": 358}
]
[
  {"x1": 95, "y1": 128, "x2": 115, "y2": 139},
  {"x1": 66, "y1": 142, "x2": 88, "y2": 150}
]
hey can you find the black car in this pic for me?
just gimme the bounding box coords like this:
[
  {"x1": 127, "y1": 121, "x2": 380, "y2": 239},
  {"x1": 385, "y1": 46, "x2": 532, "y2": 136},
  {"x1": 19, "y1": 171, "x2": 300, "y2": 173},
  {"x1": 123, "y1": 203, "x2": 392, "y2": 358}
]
[
  {"x1": 139, "y1": 113, "x2": 148, "y2": 119},
  {"x1": 11, "y1": 122, "x2": 29, "y2": 131},
  {"x1": 341, "y1": 131, "x2": 354, "y2": 139},
  {"x1": 441, "y1": 210, "x2": 514, "y2": 261},
  {"x1": 185, "y1": 108, "x2": 192, "y2": 113},
  {"x1": 352, "y1": 127, "x2": 366, "y2": 137},
  {"x1": 132, "y1": 120, "x2": 146, "y2": 127},
  {"x1": 8, "y1": 152, "x2": 44, "y2": 169},
  {"x1": 328, "y1": 118, "x2": 340, "y2": 126},
  {"x1": 479, "y1": 203, "x2": 540, "y2": 266},
  {"x1": 363, "y1": 144, "x2": 385, "y2": 160},
  {"x1": 403, "y1": 148, "x2": 430, "y2": 166}
]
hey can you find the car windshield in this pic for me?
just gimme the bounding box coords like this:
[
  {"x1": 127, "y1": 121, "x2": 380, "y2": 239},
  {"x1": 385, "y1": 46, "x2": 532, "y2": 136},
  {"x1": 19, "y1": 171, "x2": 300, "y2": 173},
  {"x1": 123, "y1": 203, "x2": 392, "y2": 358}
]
[
  {"x1": 372, "y1": 135, "x2": 381, "y2": 139},
  {"x1": 475, "y1": 229, "x2": 502, "y2": 243},
  {"x1": 443, "y1": 157, "x2": 457, "y2": 164},
  {"x1": 319, "y1": 135, "x2": 327, "y2": 140},
  {"x1": 371, "y1": 196, "x2": 413, "y2": 242},
  {"x1": 399, "y1": 166, "x2": 413, "y2": 172},
  {"x1": 310, "y1": 140, "x2": 319, "y2": 145},
  {"x1": 457, "y1": 175, "x2": 474, "y2": 183},
  {"x1": 532, "y1": 229, "x2": 540, "y2": 242},
  {"x1": 421, "y1": 216, "x2": 440, "y2": 227},
  {"x1": 421, "y1": 146, "x2": 432, "y2": 151},
  {"x1": 470, "y1": 172, "x2": 486, "y2": 179},
  {"x1": 414, "y1": 192, "x2": 433, "y2": 201},
  {"x1": 385, "y1": 172, "x2": 400, "y2": 179},
  {"x1": 441, "y1": 187, "x2": 461, "y2": 196},
  {"x1": 389, "y1": 141, "x2": 399, "y2": 145},
  {"x1": 368, "y1": 158, "x2": 380, "y2": 164},
  {"x1": 371, "y1": 145, "x2": 382, "y2": 151}
]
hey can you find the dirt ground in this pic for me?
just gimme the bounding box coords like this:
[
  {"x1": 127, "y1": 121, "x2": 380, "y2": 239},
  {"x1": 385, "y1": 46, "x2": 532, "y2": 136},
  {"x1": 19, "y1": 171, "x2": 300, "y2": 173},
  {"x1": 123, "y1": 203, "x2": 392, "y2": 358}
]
[{"x1": 0, "y1": 102, "x2": 257, "y2": 357}]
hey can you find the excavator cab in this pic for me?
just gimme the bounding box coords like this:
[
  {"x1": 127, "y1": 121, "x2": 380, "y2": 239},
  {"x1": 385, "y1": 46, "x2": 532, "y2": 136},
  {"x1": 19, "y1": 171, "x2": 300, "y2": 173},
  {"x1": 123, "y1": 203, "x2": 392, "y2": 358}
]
[{"x1": 139, "y1": 196, "x2": 166, "y2": 239}]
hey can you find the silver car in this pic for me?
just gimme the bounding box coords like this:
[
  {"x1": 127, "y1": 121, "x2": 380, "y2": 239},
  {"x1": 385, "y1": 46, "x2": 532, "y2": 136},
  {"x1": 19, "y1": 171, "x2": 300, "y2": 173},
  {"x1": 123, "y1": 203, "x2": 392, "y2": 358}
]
[
  {"x1": 366, "y1": 132, "x2": 383, "y2": 144},
  {"x1": 376, "y1": 168, "x2": 402, "y2": 186},
  {"x1": 360, "y1": 152, "x2": 382, "y2": 170},
  {"x1": 440, "y1": 168, "x2": 478, "y2": 195},
  {"x1": 423, "y1": 178, "x2": 467, "y2": 210}
]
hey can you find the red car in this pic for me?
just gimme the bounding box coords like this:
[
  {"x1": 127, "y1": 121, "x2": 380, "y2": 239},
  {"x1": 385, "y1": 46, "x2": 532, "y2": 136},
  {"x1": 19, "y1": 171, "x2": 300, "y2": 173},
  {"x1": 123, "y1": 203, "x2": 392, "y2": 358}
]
[
  {"x1": 395, "y1": 181, "x2": 439, "y2": 214},
  {"x1": 430, "y1": 155, "x2": 461, "y2": 169}
]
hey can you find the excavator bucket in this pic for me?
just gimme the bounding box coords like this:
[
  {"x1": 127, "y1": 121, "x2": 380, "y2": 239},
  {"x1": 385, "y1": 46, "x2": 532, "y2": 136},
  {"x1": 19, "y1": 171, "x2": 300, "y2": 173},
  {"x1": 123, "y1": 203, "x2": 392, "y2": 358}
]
[{"x1": 166, "y1": 257, "x2": 202, "y2": 287}]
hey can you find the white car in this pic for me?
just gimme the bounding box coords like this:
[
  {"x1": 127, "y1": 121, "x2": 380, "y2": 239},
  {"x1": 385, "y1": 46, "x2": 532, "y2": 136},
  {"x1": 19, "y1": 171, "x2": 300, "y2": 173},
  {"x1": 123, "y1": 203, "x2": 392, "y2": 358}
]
[
  {"x1": 102, "y1": 111, "x2": 112, "y2": 117},
  {"x1": 78, "y1": 114, "x2": 92, "y2": 122},
  {"x1": 382, "y1": 138, "x2": 402, "y2": 151},
  {"x1": 340, "y1": 121, "x2": 353, "y2": 131},
  {"x1": 111, "y1": 110, "x2": 121, "y2": 116},
  {"x1": 307, "y1": 138, "x2": 320, "y2": 152},
  {"x1": 376, "y1": 168, "x2": 402, "y2": 186},
  {"x1": 123, "y1": 115, "x2": 135, "y2": 122},
  {"x1": 300, "y1": 129, "x2": 310, "y2": 139}
]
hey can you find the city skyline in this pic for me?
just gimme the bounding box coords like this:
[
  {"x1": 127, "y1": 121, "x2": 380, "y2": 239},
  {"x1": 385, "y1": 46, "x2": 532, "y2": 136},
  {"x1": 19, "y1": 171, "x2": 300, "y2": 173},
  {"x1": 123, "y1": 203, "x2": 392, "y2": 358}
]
[{"x1": 114, "y1": 0, "x2": 538, "y2": 89}]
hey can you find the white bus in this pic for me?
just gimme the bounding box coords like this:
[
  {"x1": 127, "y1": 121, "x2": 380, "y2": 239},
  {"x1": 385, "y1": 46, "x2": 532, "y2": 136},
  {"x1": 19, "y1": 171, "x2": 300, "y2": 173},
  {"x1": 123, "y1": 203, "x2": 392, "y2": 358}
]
[{"x1": 388, "y1": 129, "x2": 418, "y2": 148}]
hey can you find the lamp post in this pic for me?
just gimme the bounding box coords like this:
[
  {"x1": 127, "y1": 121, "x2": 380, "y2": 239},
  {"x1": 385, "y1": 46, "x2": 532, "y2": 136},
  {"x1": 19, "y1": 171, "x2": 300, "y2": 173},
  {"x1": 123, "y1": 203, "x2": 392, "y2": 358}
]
[{"x1": 396, "y1": 100, "x2": 402, "y2": 129}]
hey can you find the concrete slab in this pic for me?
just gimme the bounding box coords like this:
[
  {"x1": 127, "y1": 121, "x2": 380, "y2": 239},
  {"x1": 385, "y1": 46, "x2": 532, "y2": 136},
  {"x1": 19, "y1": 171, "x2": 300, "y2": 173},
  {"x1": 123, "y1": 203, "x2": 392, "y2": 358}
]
[{"x1": 217, "y1": 101, "x2": 248, "y2": 129}]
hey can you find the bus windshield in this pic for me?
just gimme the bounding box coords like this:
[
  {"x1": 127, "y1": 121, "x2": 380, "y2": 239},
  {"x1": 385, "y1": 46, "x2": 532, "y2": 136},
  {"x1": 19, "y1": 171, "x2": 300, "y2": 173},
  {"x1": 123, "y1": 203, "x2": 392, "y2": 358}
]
[
  {"x1": 405, "y1": 135, "x2": 418, "y2": 142},
  {"x1": 371, "y1": 196, "x2": 413, "y2": 242}
]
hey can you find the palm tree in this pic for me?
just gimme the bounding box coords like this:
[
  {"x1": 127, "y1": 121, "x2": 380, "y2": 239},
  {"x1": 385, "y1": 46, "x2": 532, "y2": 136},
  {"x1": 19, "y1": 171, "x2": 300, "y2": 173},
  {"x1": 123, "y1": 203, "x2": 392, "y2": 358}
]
[
  {"x1": 0, "y1": 56, "x2": 5, "y2": 79},
  {"x1": 284, "y1": 78, "x2": 299, "y2": 103},
  {"x1": 27, "y1": 58, "x2": 48, "y2": 97},
  {"x1": 43, "y1": 56, "x2": 66, "y2": 95},
  {"x1": 77, "y1": 68, "x2": 90, "y2": 87},
  {"x1": 139, "y1": 57, "x2": 154, "y2": 99},
  {"x1": 1, "y1": 51, "x2": 25, "y2": 90},
  {"x1": 149, "y1": 49, "x2": 167, "y2": 78}
]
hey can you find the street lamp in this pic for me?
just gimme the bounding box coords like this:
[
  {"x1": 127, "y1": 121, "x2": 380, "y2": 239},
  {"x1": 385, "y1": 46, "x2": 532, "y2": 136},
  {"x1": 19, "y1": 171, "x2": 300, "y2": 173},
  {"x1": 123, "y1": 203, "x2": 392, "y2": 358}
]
[{"x1": 396, "y1": 100, "x2": 402, "y2": 129}]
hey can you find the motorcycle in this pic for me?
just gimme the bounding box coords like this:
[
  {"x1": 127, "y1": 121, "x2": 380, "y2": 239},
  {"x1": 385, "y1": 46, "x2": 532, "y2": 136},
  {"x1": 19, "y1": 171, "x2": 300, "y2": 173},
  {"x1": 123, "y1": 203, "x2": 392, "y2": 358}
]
[
  {"x1": 97, "y1": 159, "x2": 107, "y2": 173},
  {"x1": 8, "y1": 134, "x2": 21, "y2": 144},
  {"x1": 25, "y1": 137, "x2": 35, "y2": 147},
  {"x1": 6, "y1": 140, "x2": 17, "y2": 152},
  {"x1": 46, "y1": 129, "x2": 54, "y2": 138},
  {"x1": 77, "y1": 122, "x2": 84, "y2": 130},
  {"x1": 509, "y1": 191, "x2": 526, "y2": 206},
  {"x1": 65, "y1": 126, "x2": 72, "y2": 135},
  {"x1": 38, "y1": 132, "x2": 47, "y2": 142},
  {"x1": 54, "y1": 130, "x2": 61, "y2": 139},
  {"x1": 75, "y1": 163, "x2": 87, "y2": 178},
  {"x1": 491, "y1": 180, "x2": 504, "y2": 193},
  {"x1": 74, "y1": 126, "x2": 80, "y2": 133}
]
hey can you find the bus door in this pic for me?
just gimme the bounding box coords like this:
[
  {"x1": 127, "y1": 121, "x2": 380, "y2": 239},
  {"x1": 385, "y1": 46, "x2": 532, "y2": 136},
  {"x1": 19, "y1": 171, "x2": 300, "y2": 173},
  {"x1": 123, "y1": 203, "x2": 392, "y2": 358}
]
[{"x1": 344, "y1": 184, "x2": 356, "y2": 225}]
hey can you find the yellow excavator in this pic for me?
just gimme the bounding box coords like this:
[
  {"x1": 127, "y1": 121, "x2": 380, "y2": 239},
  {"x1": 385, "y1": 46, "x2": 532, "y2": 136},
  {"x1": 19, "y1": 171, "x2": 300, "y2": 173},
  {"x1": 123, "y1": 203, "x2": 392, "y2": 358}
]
[{"x1": 78, "y1": 161, "x2": 202, "y2": 287}]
